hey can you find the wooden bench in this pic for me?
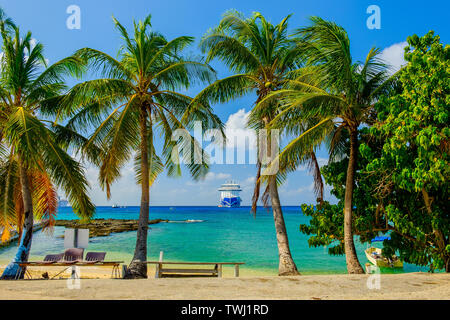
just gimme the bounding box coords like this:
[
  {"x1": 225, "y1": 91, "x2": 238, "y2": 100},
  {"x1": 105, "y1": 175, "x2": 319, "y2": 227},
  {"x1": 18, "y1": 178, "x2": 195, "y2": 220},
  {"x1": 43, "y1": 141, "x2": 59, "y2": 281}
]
[{"x1": 145, "y1": 261, "x2": 245, "y2": 278}]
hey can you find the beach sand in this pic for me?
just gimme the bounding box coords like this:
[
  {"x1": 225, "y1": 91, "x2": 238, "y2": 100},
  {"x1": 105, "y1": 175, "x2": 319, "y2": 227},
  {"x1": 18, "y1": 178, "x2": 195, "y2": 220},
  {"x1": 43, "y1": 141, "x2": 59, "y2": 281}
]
[
  {"x1": 0, "y1": 264, "x2": 277, "y2": 279},
  {"x1": 0, "y1": 267, "x2": 448, "y2": 300}
]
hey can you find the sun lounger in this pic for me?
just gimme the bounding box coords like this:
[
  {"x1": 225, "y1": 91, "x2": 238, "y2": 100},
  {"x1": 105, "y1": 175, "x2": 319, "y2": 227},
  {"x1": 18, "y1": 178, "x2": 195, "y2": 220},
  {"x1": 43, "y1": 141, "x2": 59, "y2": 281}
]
[
  {"x1": 16, "y1": 250, "x2": 123, "y2": 279},
  {"x1": 13, "y1": 253, "x2": 64, "y2": 279},
  {"x1": 43, "y1": 253, "x2": 64, "y2": 263},
  {"x1": 63, "y1": 248, "x2": 84, "y2": 262},
  {"x1": 24, "y1": 253, "x2": 64, "y2": 265},
  {"x1": 84, "y1": 252, "x2": 106, "y2": 264}
]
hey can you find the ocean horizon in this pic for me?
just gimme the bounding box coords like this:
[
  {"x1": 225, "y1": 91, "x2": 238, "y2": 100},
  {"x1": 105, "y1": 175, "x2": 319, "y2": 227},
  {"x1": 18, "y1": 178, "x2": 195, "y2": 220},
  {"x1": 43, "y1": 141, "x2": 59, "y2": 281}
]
[{"x1": 0, "y1": 206, "x2": 429, "y2": 274}]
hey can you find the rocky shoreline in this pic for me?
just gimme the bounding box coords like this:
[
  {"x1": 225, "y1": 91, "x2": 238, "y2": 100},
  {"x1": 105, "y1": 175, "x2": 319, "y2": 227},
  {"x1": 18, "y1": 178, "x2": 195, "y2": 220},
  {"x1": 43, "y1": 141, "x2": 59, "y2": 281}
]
[
  {"x1": 54, "y1": 219, "x2": 169, "y2": 238},
  {"x1": 0, "y1": 223, "x2": 44, "y2": 248}
]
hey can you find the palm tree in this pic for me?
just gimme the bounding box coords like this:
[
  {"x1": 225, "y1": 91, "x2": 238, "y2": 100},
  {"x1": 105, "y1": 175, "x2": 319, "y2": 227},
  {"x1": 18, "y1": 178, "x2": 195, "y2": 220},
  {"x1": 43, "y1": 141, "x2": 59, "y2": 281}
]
[
  {"x1": 0, "y1": 10, "x2": 95, "y2": 279},
  {"x1": 191, "y1": 11, "x2": 324, "y2": 276},
  {"x1": 62, "y1": 15, "x2": 223, "y2": 278},
  {"x1": 257, "y1": 17, "x2": 395, "y2": 274}
]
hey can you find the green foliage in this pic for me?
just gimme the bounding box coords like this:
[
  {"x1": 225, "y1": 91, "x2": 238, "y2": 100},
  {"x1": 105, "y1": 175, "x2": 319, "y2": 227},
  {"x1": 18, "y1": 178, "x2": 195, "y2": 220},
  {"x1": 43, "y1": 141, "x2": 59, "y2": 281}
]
[
  {"x1": 262, "y1": 16, "x2": 393, "y2": 170},
  {"x1": 64, "y1": 14, "x2": 223, "y2": 198},
  {"x1": 266, "y1": 17, "x2": 393, "y2": 273},
  {"x1": 299, "y1": 129, "x2": 383, "y2": 255},
  {"x1": 299, "y1": 31, "x2": 449, "y2": 272},
  {"x1": 300, "y1": 202, "x2": 345, "y2": 255},
  {"x1": 363, "y1": 31, "x2": 449, "y2": 271},
  {"x1": 196, "y1": 11, "x2": 309, "y2": 211},
  {"x1": 0, "y1": 9, "x2": 95, "y2": 240}
]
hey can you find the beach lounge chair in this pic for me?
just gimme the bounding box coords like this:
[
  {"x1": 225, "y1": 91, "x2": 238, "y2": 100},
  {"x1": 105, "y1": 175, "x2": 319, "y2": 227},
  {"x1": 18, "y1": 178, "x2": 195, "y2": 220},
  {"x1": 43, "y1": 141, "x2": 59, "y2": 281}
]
[
  {"x1": 20, "y1": 253, "x2": 64, "y2": 265},
  {"x1": 47, "y1": 248, "x2": 84, "y2": 279},
  {"x1": 42, "y1": 253, "x2": 64, "y2": 264},
  {"x1": 84, "y1": 252, "x2": 106, "y2": 264},
  {"x1": 17, "y1": 249, "x2": 123, "y2": 280},
  {"x1": 63, "y1": 248, "x2": 84, "y2": 262},
  {"x1": 13, "y1": 253, "x2": 64, "y2": 279}
]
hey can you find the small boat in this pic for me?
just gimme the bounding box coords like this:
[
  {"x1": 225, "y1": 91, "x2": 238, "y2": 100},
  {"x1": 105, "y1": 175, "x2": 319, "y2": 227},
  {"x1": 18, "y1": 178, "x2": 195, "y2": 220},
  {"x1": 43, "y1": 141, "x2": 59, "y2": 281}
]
[
  {"x1": 112, "y1": 204, "x2": 119, "y2": 208},
  {"x1": 365, "y1": 247, "x2": 403, "y2": 268}
]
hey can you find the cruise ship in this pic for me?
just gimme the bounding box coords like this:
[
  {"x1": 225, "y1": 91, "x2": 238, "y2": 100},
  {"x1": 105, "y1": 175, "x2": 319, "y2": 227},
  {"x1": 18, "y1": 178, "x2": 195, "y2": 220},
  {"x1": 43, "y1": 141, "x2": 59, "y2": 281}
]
[
  {"x1": 218, "y1": 181, "x2": 242, "y2": 208},
  {"x1": 57, "y1": 196, "x2": 69, "y2": 207}
]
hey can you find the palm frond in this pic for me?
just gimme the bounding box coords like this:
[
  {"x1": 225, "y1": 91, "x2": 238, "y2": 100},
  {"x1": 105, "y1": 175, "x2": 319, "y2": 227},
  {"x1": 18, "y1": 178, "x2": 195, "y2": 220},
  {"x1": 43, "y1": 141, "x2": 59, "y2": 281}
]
[
  {"x1": 75, "y1": 47, "x2": 133, "y2": 80},
  {"x1": 99, "y1": 96, "x2": 140, "y2": 198},
  {"x1": 134, "y1": 125, "x2": 164, "y2": 187},
  {"x1": 0, "y1": 155, "x2": 18, "y2": 241},
  {"x1": 30, "y1": 168, "x2": 58, "y2": 228},
  {"x1": 188, "y1": 74, "x2": 256, "y2": 113},
  {"x1": 264, "y1": 117, "x2": 334, "y2": 175}
]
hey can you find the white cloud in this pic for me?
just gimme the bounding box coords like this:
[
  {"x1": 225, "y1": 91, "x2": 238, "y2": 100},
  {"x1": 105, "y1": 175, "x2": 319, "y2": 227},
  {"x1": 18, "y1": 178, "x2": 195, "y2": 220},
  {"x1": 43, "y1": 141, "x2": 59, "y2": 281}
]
[
  {"x1": 379, "y1": 42, "x2": 408, "y2": 75},
  {"x1": 59, "y1": 152, "x2": 141, "y2": 206},
  {"x1": 30, "y1": 38, "x2": 37, "y2": 49},
  {"x1": 203, "y1": 172, "x2": 232, "y2": 181},
  {"x1": 169, "y1": 188, "x2": 188, "y2": 194},
  {"x1": 279, "y1": 182, "x2": 314, "y2": 197},
  {"x1": 224, "y1": 109, "x2": 257, "y2": 151},
  {"x1": 185, "y1": 172, "x2": 232, "y2": 186},
  {"x1": 243, "y1": 176, "x2": 255, "y2": 185},
  {"x1": 296, "y1": 183, "x2": 314, "y2": 194}
]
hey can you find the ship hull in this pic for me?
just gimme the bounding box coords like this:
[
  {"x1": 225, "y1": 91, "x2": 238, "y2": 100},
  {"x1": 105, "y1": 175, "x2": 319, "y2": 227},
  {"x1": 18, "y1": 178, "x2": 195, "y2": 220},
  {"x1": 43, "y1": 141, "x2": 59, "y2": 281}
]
[{"x1": 219, "y1": 197, "x2": 241, "y2": 208}]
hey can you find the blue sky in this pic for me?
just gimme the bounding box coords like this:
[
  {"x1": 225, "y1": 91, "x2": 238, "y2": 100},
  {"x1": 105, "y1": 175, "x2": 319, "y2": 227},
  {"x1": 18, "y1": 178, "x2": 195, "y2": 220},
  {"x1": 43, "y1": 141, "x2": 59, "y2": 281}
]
[{"x1": 1, "y1": 0, "x2": 448, "y2": 206}]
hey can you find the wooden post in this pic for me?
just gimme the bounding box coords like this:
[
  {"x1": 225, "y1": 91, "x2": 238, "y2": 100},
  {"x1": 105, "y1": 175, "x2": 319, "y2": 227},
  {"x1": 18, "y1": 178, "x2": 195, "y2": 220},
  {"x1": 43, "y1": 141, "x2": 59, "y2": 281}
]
[
  {"x1": 217, "y1": 264, "x2": 222, "y2": 278},
  {"x1": 155, "y1": 251, "x2": 164, "y2": 278},
  {"x1": 234, "y1": 264, "x2": 239, "y2": 277}
]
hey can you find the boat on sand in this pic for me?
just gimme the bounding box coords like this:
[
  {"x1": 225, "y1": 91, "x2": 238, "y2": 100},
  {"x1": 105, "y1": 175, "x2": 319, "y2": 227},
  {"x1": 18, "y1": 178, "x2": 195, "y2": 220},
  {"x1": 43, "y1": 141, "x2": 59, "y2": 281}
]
[{"x1": 365, "y1": 247, "x2": 403, "y2": 268}]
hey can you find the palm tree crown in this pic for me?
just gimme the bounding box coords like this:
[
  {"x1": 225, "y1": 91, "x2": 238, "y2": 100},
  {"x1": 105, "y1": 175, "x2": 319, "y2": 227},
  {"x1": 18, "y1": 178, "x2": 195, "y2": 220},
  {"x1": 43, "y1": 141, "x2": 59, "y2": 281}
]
[
  {"x1": 62, "y1": 14, "x2": 223, "y2": 278},
  {"x1": 0, "y1": 10, "x2": 95, "y2": 279},
  {"x1": 257, "y1": 17, "x2": 395, "y2": 273},
  {"x1": 193, "y1": 10, "x2": 303, "y2": 275},
  {"x1": 0, "y1": 12, "x2": 95, "y2": 239}
]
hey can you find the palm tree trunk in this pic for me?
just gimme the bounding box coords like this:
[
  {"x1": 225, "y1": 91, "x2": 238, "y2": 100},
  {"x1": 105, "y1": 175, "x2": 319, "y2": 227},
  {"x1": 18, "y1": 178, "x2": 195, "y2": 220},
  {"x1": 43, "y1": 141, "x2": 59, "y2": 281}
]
[
  {"x1": 251, "y1": 160, "x2": 262, "y2": 215},
  {"x1": 343, "y1": 128, "x2": 364, "y2": 274},
  {"x1": 268, "y1": 176, "x2": 300, "y2": 276},
  {"x1": 421, "y1": 188, "x2": 448, "y2": 272},
  {"x1": 1, "y1": 162, "x2": 34, "y2": 280},
  {"x1": 125, "y1": 108, "x2": 150, "y2": 279}
]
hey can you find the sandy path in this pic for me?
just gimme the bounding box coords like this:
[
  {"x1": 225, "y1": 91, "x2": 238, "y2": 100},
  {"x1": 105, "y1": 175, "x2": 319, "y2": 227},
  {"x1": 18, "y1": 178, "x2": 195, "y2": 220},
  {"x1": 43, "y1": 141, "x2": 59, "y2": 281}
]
[{"x1": 0, "y1": 273, "x2": 448, "y2": 300}]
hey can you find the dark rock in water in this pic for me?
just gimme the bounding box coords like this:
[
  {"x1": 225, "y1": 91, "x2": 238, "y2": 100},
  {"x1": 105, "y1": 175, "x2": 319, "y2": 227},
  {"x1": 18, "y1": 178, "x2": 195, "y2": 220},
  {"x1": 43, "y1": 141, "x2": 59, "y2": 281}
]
[{"x1": 54, "y1": 219, "x2": 169, "y2": 238}]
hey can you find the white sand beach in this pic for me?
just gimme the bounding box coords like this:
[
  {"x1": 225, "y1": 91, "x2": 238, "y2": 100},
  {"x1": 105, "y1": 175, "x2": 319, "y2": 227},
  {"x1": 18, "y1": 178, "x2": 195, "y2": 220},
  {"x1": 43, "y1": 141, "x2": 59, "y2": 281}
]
[{"x1": 0, "y1": 272, "x2": 448, "y2": 300}]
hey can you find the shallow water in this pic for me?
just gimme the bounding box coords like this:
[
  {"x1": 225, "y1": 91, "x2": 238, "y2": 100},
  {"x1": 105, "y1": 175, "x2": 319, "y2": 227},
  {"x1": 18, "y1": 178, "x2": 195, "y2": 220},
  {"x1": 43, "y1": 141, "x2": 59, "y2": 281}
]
[{"x1": 0, "y1": 206, "x2": 428, "y2": 274}]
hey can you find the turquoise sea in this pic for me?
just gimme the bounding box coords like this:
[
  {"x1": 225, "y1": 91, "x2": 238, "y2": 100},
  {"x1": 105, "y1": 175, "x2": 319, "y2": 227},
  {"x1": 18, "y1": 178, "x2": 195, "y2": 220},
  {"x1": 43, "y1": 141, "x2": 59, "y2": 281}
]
[{"x1": 0, "y1": 206, "x2": 428, "y2": 274}]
